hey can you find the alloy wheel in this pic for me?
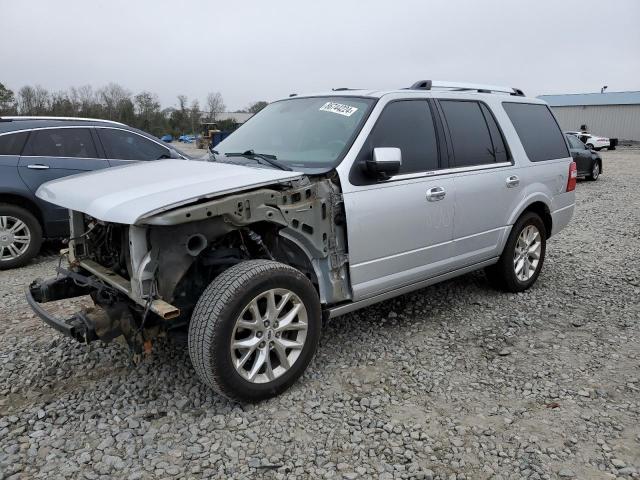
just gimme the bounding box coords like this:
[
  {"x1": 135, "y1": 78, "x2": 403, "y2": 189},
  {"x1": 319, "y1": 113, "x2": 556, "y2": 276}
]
[
  {"x1": 0, "y1": 216, "x2": 31, "y2": 262},
  {"x1": 230, "y1": 288, "x2": 308, "y2": 383},
  {"x1": 513, "y1": 225, "x2": 541, "y2": 282}
]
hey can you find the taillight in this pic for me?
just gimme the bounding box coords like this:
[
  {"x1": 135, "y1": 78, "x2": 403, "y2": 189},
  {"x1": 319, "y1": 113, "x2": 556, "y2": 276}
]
[{"x1": 566, "y1": 161, "x2": 577, "y2": 192}]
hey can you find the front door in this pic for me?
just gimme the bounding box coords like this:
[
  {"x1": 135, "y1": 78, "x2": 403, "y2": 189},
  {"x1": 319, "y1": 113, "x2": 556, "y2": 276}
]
[
  {"x1": 339, "y1": 99, "x2": 456, "y2": 301},
  {"x1": 18, "y1": 127, "x2": 108, "y2": 235}
]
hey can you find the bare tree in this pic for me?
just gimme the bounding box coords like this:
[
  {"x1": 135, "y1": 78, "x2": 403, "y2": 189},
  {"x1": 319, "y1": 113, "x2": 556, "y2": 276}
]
[
  {"x1": 98, "y1": 82, "x2": 131, "y2": 119},
  {"x1": 76, "y1": 85, "x2": 96, "y2": 115},
  {"x1": 206, "y1": 92, "x2": 225, "y2": 122},
  {"x1": 246, "y1": 101, "x2": 268, "y2": 114},
  {"x1": 18, "y1": 85, "x2": 52, "y2": 115},
  {"x1": 18, "y1": 86, "x2": 36, "y2": 114},
  {"x1": 189, "y1": 99, "x2": 201, "y2": 134},
  {"x1": 50, "y1": 90, "x2": 75, "y2": 116}
]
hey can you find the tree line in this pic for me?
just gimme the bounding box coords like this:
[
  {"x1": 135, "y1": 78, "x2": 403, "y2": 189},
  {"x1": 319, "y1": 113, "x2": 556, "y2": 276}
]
[{"x1": 0, "y1": 81, "x2": 267, "y2": 137}]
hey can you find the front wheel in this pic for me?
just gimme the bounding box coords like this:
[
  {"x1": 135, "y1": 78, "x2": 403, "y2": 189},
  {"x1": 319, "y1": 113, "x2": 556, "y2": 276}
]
[
  {"x1": 485, "y1": 212, "x2": 547, "y2": 293},
  {"x1": 188, "y1": 260, "x2": 321, "y2": 402}
]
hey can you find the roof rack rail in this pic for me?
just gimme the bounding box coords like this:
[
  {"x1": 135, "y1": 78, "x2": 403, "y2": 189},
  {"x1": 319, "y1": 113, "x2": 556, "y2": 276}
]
[
  {"x1": 0, "y1": 116, "x2": 127, "y2": 126},
  {"x1": 408, "y1": 80, "x2": 525, "y2": 97}
]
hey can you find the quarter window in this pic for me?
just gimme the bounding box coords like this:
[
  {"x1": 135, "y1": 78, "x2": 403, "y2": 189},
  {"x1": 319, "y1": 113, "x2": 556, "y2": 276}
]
[
  {"x1": 0, "y1": 131, "x2": 29, "y2": 155},
  {"x1": 365, "y1": 100, "x2": 439, "y2": 173},
  {"x1": 503, "y1": 102, "x2": 569, "y2": 162},
  {"x1": 480, "y1": 104, "x2": 509, "y2": 163},
  {"x1": 23, "y1": 128, "x2": 97, "y2": 158},
  {"x1": 97, "y1": 128, "x2": 170, "y2": 161},
  {"x1": 439, "y1": 100, "x2": 497, "y2": 167}
]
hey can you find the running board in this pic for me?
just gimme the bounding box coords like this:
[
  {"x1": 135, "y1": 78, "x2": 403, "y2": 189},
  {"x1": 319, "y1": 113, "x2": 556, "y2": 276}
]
[{"x1": 327, "y1": 258, "x2": 497, "y2": 319}]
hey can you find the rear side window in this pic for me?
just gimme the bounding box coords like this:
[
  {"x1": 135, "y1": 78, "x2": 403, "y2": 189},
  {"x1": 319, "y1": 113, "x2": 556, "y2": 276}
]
[
  {"x1": 23, "y1": 128, "x2": 97, "y2": 158},
  {"x1": 0, "y1": 131, "x2": 29, "y2": 155},
  {"x1": 97, "y1": 128, "x2": 169, "y2": 161},
  {"x1": 365, "y1": 100, "x2": 438, "y2": 173},
  {"x1": 503, "y1": 103, "x2": 569, "y2": 161},
  {"x1": 439, "y1": 100, "x2": 496, "y2": 167},
  {"x1": 566, "y1": 134, "x2": 584, "y2": 150}
]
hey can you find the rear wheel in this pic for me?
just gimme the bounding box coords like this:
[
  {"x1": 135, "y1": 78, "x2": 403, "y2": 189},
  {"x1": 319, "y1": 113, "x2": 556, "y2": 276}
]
[
  {"x1": 188, "y1": 260, "x2": 321, "y2": 402},
  {"x1": 588, "y1": 161, "x2": 600, "y2": 181},
  {"x1": 485, "y1": 212, "x2": 546, "y2": 293},
  {"x1": 0, "y1": 204, "x2": 42, "y2": 270},
  {"x1": 586, "y1": 143, "x2": 594, "y2": 150}
]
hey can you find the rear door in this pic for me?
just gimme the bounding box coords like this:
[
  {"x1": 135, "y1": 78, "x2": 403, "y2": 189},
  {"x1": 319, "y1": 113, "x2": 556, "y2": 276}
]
[
  {"x1": 18, "y1": 127, "x2": 108, "y2": 235},
  {"x1": 95, "y1": 127, "x2": 173, "y2": 166},
  {"x1": 437, "y1": 99, "x2": 521, "y2": 267}
]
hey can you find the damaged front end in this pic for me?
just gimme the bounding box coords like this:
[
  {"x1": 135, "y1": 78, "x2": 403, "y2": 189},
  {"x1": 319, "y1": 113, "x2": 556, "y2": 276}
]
[
  {"x1": 27, "y1": 259, "x2": 175, "y2": 353},
  {"x1": 27, "y1": 175, "x2": 352, "y2": 355}
]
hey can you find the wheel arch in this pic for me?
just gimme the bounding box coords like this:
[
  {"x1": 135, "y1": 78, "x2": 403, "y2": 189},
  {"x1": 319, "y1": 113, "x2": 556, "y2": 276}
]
[
  {"x1": 515, "y1": 200, "x2": 553, "y2": 239},
  {"x1": 0, "y1": 193, "x2": 44, "y2": 227},
  {"x1": 508, "y1": 193, "x2": 553, "y2": 239}
]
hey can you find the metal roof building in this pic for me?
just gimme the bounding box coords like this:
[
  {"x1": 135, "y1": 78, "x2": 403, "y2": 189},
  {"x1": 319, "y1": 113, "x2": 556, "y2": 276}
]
[{"x1": 538, "y1": 91, "x2": 640, "y2": 141}]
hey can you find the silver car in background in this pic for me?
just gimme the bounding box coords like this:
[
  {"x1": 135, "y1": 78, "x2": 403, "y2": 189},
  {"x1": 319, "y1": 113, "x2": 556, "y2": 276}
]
[{"x1": 27, "y1": 81, "x2": 576, "y2": 402}]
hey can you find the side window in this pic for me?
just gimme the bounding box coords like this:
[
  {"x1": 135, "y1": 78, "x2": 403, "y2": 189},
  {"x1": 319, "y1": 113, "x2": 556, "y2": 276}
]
[
  {"x1": 502, "y1": 103, "x2": 569, "y2": 162},
  {"x1": 0, "y1": 131, "x2": 29, "y2": 155},
  {"x1": 365, "y1": 100, "x2": 439, "y2": 174},
  {"x1": 439, "y1": 100, "x2": 496, "y2": 167},
  {"x1": 97, "y1": 128, "x2": 169, "y2": 161},
  {"x1": 480, "y1": 104, "x2": 509, "y2": 163},
  {"x1": 23, "y1": 128, "x2": 97, "y2": 158},
  {"x1": 568, "y1": 135, "x2": 584, "y2": 150}
]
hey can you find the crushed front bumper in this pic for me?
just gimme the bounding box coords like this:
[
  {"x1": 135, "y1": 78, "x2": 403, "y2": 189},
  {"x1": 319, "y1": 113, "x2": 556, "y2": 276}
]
[{"x1": 27, "y1": 274, "x2": 99, "y2": 343}]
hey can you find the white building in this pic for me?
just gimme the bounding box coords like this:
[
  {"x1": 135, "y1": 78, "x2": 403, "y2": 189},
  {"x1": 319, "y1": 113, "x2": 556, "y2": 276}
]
[{"x1": 538, "y1": 91, "x2": 640, "y2": 141}]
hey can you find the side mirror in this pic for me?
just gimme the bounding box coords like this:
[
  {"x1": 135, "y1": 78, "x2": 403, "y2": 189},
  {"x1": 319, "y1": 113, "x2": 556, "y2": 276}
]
[{"x1": 365, "y1": 147, "x2": 402, "y2": 178}]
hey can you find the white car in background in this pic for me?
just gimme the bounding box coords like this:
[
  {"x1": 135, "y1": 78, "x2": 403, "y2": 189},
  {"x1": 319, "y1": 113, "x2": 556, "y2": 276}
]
[{"x1": 565, "y1": 131, "x2": 615, "y2": 151}]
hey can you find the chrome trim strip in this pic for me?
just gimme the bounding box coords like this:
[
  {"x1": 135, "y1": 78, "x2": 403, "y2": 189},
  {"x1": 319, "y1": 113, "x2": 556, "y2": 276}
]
[
  {"x1": 328, "y1": 258, "x2": 497, "y2": 318},
  {"x1": 19, "y1": 155, "x2": 108, "y2": 161},
  {"x1": 0, "y1": 116, "x2": 126, "y2": 126},
  {"x1": 0, "y1": 126, "x2": 98, "y2": 136},
  {"x1": 388, "y1": 162, "x2": 513, "y2": 182}
]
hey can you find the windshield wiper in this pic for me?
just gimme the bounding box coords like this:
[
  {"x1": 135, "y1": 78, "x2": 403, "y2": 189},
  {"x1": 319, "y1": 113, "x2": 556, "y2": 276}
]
[{"x1": 225, "y1": 150, "x2": 292, "y2": 171}]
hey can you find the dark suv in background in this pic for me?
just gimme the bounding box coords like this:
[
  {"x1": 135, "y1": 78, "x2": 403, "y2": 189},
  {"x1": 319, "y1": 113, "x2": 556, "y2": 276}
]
[{"x1": 0, "y1": 117, "x2": 189, "y2": 269}]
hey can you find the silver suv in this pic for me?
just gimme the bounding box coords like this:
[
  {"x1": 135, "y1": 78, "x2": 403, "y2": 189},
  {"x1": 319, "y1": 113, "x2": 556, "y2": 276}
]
[{"x1": 27, "y1": 81, "x2": 576, "y2": 402}]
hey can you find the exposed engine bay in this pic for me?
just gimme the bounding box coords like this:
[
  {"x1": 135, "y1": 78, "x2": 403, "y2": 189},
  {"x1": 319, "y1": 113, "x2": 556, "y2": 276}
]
[{"x1": 28, "y1": 175, "x2": 351, "y2": 354}]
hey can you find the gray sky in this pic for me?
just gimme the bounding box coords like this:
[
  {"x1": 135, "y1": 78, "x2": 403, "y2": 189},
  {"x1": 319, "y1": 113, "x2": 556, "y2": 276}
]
[{"x1": 2, "y1": 0, "x2": 639, "y2": 111}]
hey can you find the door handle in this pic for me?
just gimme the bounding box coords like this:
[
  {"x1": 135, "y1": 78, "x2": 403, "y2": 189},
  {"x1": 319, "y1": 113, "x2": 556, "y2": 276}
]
[
  {"x1": 27, "y1": 164, "x2": 50, "y2": 170},
  {"x1": 426, "y1": 187, "x2": 446, "y2": 202},
  {"x1": 506, "y1": 175, "x2": 520, "y2": 188}
]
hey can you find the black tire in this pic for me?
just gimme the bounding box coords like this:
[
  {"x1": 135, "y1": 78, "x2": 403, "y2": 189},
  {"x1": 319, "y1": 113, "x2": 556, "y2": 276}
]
[
  {"x1": 588, "y1": 161, "x2": 601, "y2": 181},
  {"x1": 0, "y1": 203, "x2": 42, "y2": 270},
  {"x1": 485, "y1": 212, "x2": 547, "y2": 293},
  {"x1": 586, "y1": 143, "x2": 594, "y2": 150},
  {"x1": 188, "y1": 260, "x2": 321, "y2": 402}
]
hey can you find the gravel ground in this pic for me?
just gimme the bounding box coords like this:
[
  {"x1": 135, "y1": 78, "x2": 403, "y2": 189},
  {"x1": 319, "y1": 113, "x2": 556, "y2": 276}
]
[{"x1": 1, "y1": 149, "x2": 639, "y2": 480}]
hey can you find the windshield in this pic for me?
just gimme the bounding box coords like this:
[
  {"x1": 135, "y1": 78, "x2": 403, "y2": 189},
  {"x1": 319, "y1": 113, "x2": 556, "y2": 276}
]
[{"x1": 212, "y1": 96, "x2": 375, "y2": 170}]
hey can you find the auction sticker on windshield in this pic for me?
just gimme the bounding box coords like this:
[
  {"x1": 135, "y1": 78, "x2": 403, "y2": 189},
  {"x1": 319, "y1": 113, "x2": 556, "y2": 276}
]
[{"x1": 319, "y1": 102, "x2": 358, "y2": 117}]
